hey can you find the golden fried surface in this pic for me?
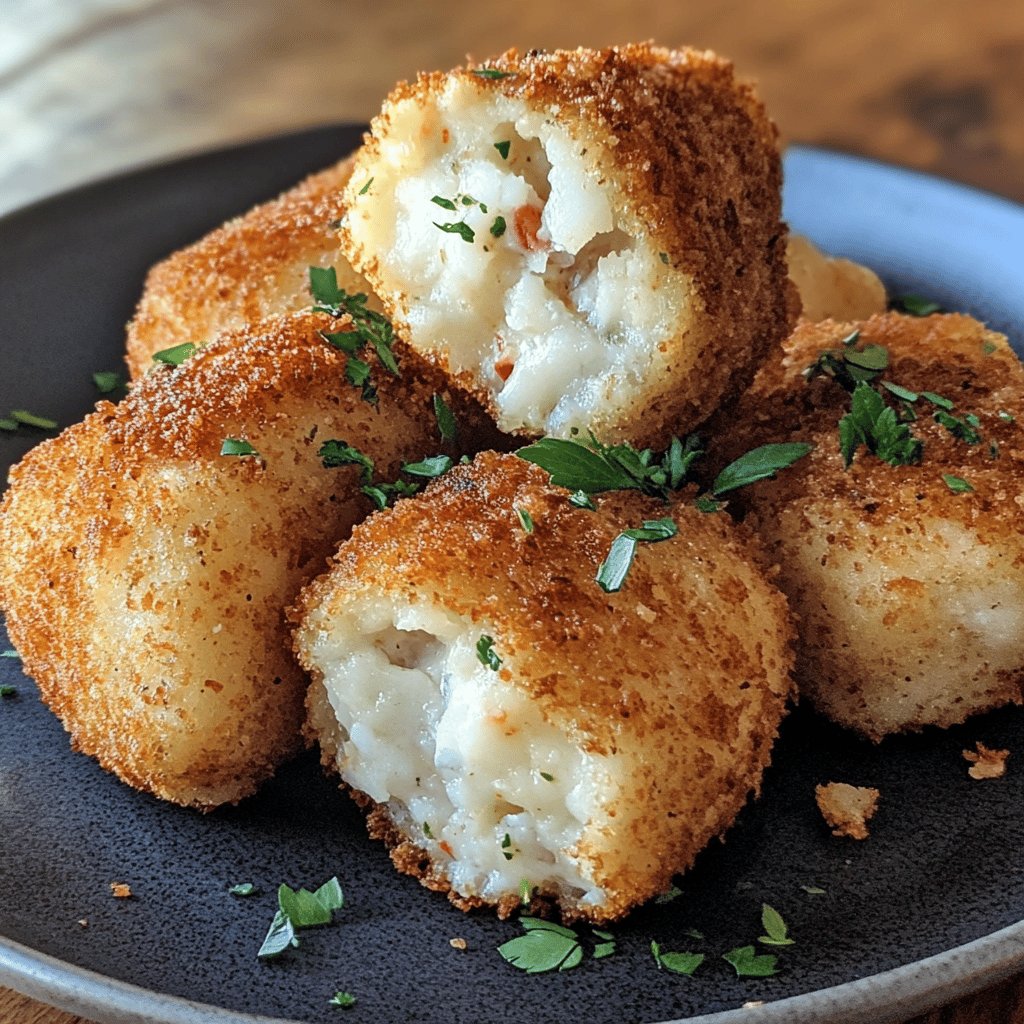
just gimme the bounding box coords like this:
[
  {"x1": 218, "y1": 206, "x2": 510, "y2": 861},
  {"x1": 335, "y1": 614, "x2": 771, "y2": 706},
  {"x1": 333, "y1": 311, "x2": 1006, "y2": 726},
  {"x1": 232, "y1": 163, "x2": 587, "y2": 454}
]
[
  {"x1": 124, "y1": 156, "x2": 370, "y2": 379},
  {"x1": 0, "y1": 310, "x2": 491, "y2": 808},
  {"x1": 787, "y1": 235, "x2": 887, "y2": 322},
  {"x1": 342, "y1": 44, "x2": 792, "y2": 447},
  {"x1": 295, "y1": 452, "x2": 794, "y2": 922},
  {"x1": 711, "y1": 312, "x2": 1024, "y2": 739}
]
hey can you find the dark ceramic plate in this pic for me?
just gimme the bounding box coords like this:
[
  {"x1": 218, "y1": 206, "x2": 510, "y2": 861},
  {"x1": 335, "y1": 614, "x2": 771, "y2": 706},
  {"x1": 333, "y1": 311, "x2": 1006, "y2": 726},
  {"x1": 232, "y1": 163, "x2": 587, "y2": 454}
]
[{"x1": 1, "y1": 131, "x2": 1023, "y2": 1024}]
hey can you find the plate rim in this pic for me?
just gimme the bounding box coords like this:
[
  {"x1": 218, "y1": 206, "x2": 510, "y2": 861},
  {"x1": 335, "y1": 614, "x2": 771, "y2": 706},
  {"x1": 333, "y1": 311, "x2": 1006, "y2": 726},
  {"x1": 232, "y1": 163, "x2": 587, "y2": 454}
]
[{"x1": 1, "y1": 132, "x2": 1023, "y2": 1024}]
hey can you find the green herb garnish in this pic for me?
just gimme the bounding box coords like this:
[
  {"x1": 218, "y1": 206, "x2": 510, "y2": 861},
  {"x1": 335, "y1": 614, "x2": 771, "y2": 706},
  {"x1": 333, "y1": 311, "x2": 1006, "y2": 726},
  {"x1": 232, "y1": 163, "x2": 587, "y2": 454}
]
[
  {"x1": 319, "y1": 440, "x2": 375, "y2": 480},
  {"x1": 801, "y1": 885, "x2": 826, "y2": 896},
  {"x1": 220, "y1": 438, "x2": 259, "y2": 458},
  {"x1": 229, "y1": 883, "x2": 257, "y2": 897},
  {"x1": 758, "y1": 904, "x2": 794, "y2": 947},
  {"x1": 711, "y1": 443, "x2": 814, "y2": 495},
  {"x1": 402, "y1": 455, "x2": 453, "y2": 478},
  {"x1": 998, "y1": 409, "x2": 1015, "y2": 423},
  {"x1": 651, "y1": 940, "x2": 704, "y2": 976},
  {"x1": 92, "y1": 371, "x2": 123, "y2": 394},
  {"x1": 933, "y1": 409, "x2": 982, "y2": 444},
  {"x1": 0, "y1": 685, "x2": 17, "y2": 699},
  {"x1": 539, "y1": 771, "x2": 554, "y2": 782},
  {"x1": 476, "y1": 635, "x2": 502, "y2": 671},
  {"x1": 892, "y1": 294, "x2": 943, "y2": 316},
  {"x1": 329, "y1": 992, "x2": 357, "y2": 1009},
  {"x1": 722, "y1": 945, "x2": 778, "y2": 978},
  {"x1": 498, "y1": 918, "x2": 583, "y2": 974},
  {"x1": 596, "y1": 518, "x2": 677, "y2": 593},
  {"x1": 277, "y1": 877, "x2": 344, "y2": 928},
  {"x1": 516, "y1": 507, "x2": 534, "y2": 534},
  {"x1": 494, "y1": 140, "x2": 511, "y2": 159},
  {"x1": 433, "y1": 393, "x2": 458, "y2": 443},
  {"x1": 434, "y1": 221, "x2": 476, "y2": 243},
  {"x1": 10, "y1": 409, "x2": 58, "y2": 430},
  {"x1": 568, "y1": 491, "x2": 596, "y2": 510},
  {"x1": 490, "y1": 215, "x2": 507, "y2": 238},
  {"x1": 0, "y1": 418, "x2": 17, "y2": 431},
  {"x1": 659, "y1": 252, "x2": 670, "y2": 265},
  {"x1": 655, "y1": 884, "x2": 683, "y2": 905},
  {"x1": 151, "y1": 342, "x2": 196, "y2": 366},
  {"x1": 358, "y1": 177, "x2": 373, "y2": 195},
  {"x1": 431, "y1": 195, "x2": 458, "y2": 211},
  {"x1": 501, "y1": 833, "x2": 513, "y2": 860},
  {"x1": 592, "y1": 929, "x2": 616, "y2": 960},
  {"x1": 473, "y1": 67, "x2": 514, "y2": 80},
  {"x1": 257, "y1": 911, "x2": 299, "y2": 960},
  {"x1": 1, "y1": 649, "x2": 20, "y2": 659},
  {"x1": 839, "y1": 382, "x2": 922, "y2": 467},
  {"x1": 881, "y1": 381, "x2": 919, "y2": 403},
  {"x1": 943, "y1": 473, "x2": 974, "y2": 493},
  {"x1": 519, "y1": 879, "x2": 532, "y2": 905},
  {"x1": 694, "y1": 496, "x2": 723, "y2": 513}
]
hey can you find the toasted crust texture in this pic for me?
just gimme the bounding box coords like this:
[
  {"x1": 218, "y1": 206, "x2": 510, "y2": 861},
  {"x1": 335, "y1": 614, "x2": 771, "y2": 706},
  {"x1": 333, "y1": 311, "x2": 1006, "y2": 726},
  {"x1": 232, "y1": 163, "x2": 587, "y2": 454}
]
[
  {"x1": 124, "y1": 156, "x2": 370, "y2": 379},
  {"x1": 0, "y1": 310, "x2": 492, "y2": 808},
  {"x1": 341, "y1": 44, "x2": 792, "y2": 446},
  {"x1": 295, "y1": 452, "x2": 794, "y2": 922},
  {"x1": 710, "y1": 312, "x2": 1024, "y2": 739}
]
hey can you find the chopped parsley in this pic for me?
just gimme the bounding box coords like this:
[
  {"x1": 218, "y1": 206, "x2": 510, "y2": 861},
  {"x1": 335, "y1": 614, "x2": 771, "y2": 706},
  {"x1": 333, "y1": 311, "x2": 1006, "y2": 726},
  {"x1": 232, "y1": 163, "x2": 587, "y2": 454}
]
[
  {"x1": 839, "y1": 381, "x2": 922, "y2": 468},
  {"x1": 402, "y1": 455, "x2": 453, "y2": 478},
  {"x1": 433, "y1": 393, "x2": 458, "y2": 442},
  {"x1": 921, "y1": 391, "x2": 954, "y2": 411},
  {"x1": 229, "y1": 883, "x2": 257, "y2": 897},
  {"x1": 943, "y1": 473, "x2": 974, "y2": 493},
  {"x1": 310, "y1": 267, "x2": 400, "y2": 390},
  {"x1": 998, "y1": 410, "x2": 1015, "y2": 423},
  {"x1": 516, "y1": 507, "x2": 534, "y2": 534},
  {"x1": 10, "y1": 409, "x2": 58, "y2": 430},
  {"x1": 596, "y1": 518, "x2": 678, "y2": 593},
  {"x1": 651, "y1": 940, "x2": 704, "y2": 976},
  {"x1": 258, "y1": 876, "x2": 344, "y2": 960},
  {"x1": 804, "y1": 331, "x2": 889, "y2": 388},
  {"x1": 519, "y1": 879, "x2": 532, "y2": 905},
  {"x1": 501, "y1": 833, "x2": 514, "y2": 860},
  {"x1": 423, "y1": 822, "x2": 434, "y2": 839},
  {"x1": 695, "y1": 496, "x2": 723, "y2": 513},
  {"x1": 881, "y1": 381, "x2": 919, "y2": 403},
  {"x1": 801, "y1": 885, "x2": 827, "y2": 896},
  {"x1": 568, "y1": 490, "x2": 596, "y2": 510},
  {"x1": 92, "y1": 371, "x2": 123, "y2": 394},
  {"x1": 722, "y1": 945, "x2": 778, "y2": 978},
  {"x1": 933, "y1": 409, "x2": 982, "y2": 444},
  {"x1": 710, "y1": 443, "x2": 813, "y2": 496},
  {"x1": 592, "y1": 929, "x2": 616, "y2": 960},
  {"x1": 220, "y1": 438, "x2": 259, "y2": 458},
  {"x1": 494, "y1": 140, "x2": 511, "y2": 160},
  {"x1": 499, "y1": 918, "x2": 583, "y2": 974},
  {"x1": 0, "y1": 418, "x2": 17, "y2": 432},
  {"x1": 329, "y1": 992, "x2": 357, "y2": 1009},
  {"x1": 357, "y1": 177, "x2": 373, "y2": 195},
  {"x1": 1, "y1": 650, "x2": 20, "y2": 659},
  {"x1": 434, "y1": 221, "x2": 476, "y2": 243},
  {"x1": 476, "y1": 635, "x2": 502, "y2": 671},
  {"x1": 490, "y1": 215, "x2": 507, "y2": 238},
  {"x1": 319, "y1": 440, "x2": 375, "y2": 480},
  {"x1": 472, "y1": 67, "x2": 515, "y2": 80},
  {"x1": 659, "y1": 252, "x2": 670, "y2": 265},
  {"x1": 539, "y1": 771, "x2": 554, "y2": 782},
  {"x1": 431, "y1": 195, "x2": 458, "y2": 211},
  {"x1": 758, "y1": 904, "x2": 794, "y2": 947},
  {"x1": 891, "y1": 294, "x2": 943, "y2": 316},
  {"x1": 655, "y1": 884, "x2": 683, "y2": 904},
  {"x1": 152, "y1": 342, "x2": 196, "y2": 366},
  {"x1": 0, "y1": 685, "x2": 16, "y2": 699}
]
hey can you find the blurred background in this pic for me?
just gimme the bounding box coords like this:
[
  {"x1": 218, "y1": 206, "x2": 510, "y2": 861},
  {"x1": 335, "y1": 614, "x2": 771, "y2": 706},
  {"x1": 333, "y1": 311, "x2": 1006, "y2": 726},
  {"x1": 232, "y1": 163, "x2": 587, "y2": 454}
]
[{"x1": 3, "y1": 0, "x2": 1023, "y2": 216}]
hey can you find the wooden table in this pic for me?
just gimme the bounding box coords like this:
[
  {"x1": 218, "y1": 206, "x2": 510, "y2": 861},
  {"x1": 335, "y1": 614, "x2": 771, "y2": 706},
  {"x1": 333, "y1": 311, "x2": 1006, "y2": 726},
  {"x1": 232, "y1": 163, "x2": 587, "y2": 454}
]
[{"x1": 2, "y1": 0, "x2": 1023, "y2": 1021}]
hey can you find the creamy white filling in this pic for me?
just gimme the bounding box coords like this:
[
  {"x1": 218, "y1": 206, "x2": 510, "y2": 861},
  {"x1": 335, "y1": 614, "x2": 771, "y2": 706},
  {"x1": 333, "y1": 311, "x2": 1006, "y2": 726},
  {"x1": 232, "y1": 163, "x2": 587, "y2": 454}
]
[
  {"x1": 349, "y1": 80, "x2": 685, "y2": 435},
  {"x1": 305, "y1": 597, "x2": 611, "y2": 908}
]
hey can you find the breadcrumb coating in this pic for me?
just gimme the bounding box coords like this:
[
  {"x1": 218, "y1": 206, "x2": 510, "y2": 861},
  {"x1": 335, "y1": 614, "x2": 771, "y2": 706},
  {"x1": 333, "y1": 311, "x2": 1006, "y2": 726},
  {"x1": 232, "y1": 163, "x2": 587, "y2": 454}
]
[
  {"x1": 815, "y1": 782, "x2": 879, "y2": 840},
  {"x1": 0, "y1": 310, "x2": 494, "y2": 808},
  {"x1": 124, "y1": 156, "x2": 371, "y2": 380},
  {"x1": 294, "y1": 452, "x2": 794, "y2": 922},
  {"x1": 710, "y1": 312, "x2": 1024, "y2": 740},
  {"x1": 341, "y1": 44, "x2": 792, "y2": 447}
]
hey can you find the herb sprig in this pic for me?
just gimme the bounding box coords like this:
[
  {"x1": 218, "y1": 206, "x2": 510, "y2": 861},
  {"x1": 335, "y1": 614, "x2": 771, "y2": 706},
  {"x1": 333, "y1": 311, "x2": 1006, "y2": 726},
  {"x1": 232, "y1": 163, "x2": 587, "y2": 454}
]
[
  {"x1": 318, "y1": 439, "x2": 453, "y2": 510},
  {"x1": 257, "y1": 877, "x2": 344, "y2": 961}
]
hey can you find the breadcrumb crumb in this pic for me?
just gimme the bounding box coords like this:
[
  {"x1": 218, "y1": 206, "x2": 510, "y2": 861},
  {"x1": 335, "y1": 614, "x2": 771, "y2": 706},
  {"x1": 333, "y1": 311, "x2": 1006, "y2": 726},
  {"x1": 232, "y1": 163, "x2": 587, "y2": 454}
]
[
  {"x1": 963, "y1": 742, "x2": 1010, "y2": 780},
  {"x1": 110, "y1": 883, "x2": 132, "y2": 899},
  {"x1": 449, "y1": 937, "x2": 468, "y2": 950},
  {"x1": 815, "y1": 782, "x2": 880, "y2": 840}
]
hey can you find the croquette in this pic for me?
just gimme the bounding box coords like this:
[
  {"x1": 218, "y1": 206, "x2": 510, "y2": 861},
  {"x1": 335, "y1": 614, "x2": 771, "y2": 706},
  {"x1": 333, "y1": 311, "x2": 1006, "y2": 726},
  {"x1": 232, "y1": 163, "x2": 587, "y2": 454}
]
[
  {"x1": 293, "y1": 452, "x2": 794, "y2": 923},
  {"x1": 340, "y1": 45, "x2": 792, "y2": 447}
]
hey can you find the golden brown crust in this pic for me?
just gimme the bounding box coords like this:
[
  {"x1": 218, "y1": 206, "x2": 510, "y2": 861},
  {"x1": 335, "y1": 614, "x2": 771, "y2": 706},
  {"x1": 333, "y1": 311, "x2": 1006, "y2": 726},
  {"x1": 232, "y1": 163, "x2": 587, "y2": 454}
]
[
  {"x1": 815, "y1": 782, "x2": 879, "y2": 840},
  {"x1": 124, "y1": 156, "x2": 368, "y2": 379},
  {"x1": 0, "y1": 310, "x2": 498, "y2": 808},
  {"x1": 344, "y1": 44, "x2": 792, "y2": 446}
]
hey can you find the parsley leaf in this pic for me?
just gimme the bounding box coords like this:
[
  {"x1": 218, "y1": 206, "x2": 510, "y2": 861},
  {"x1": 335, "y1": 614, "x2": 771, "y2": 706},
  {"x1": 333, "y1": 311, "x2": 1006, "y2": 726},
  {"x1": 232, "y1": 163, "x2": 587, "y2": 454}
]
[
  {"x1": 10, "y1": 409, "x2": 58, "y2": 430},
  {"x1": 804, "y1": 334, "x2": 888, "y2": 389},
  {"x1": 1, "y1": 650, "x2": 20, "y2": 659},
  {"x1": 722, "y1": 945, "x2": 778, "y2": 978},
  {"x1": 92, "y1": 371, "x2": 123, "y2": 394},
  {"x1": 943, "y1": 473, "x2": 974, "y2": 493},
  {"x1": 596, "y1": 518, "x2": 677, "y2": 593},
  {"x1": 435, "y1": 221, "x2": 476, "y2": 243},
  {"x1": 494, "y1": 140, "x2": 511, "y2": 159},
  {"x1": 319, "y1": 440, "x2": 375, "y2": 481},
  {"x1": 569, "y1": 490, "x2": 596, "y2": 510},
  {"x1": 472, "y1": 67, "x2": 514, "y2": 80},
  {"x1": 655, "y1": 884, "x2": 683, "y2": 904},
  {"x1": 402, "y1": 455, "x2": 453, "y2": 478},
  {"x1": 152, "y1": 342, "x2": 196, "y2": 366},
  {"x1": 839, "y1": 382, "x2": 922, "y2": 467},
  {"x1": 309, "y1": 267, "x2": 399, "y2": 378},
  {"x1": 229, "y1": 883, "x2": 256, "y2": 897},
  {"x1": 0, "y1": 418, "x2": 18, "y2": 432},
  {"x1": 934, "y1": 409, "x2": 982, "y2": 444},
  {"x1": 220, "y1": 438, "x2": 259, "y2": 458},
  {"x1": 490, "y1": 215, "x2": 507, "y2": 238},
  {"x1": 329, "y1": 992, "x2": 357, "y2": 1009},
  {"x1": 592, "y1": 929, "x2": 616, "y2": 960},
  {"x1": 881, "y1": 381, "x2": 919, "y2": 402},
  {"x1": 711, "y1": 443, "x2": 814, "y2": 495},
  {"x1": 433, "y1": 393, "x2": 458, "y2": 442},
  {"x1": 758, "y1": 904, "x2": 794, "y2": 947},
  {"x1": 357, "y1": 177, "x2": 373, "y2": 195},
  {"x1": 516, "y1": 507, "x2": 534, "y2": 534},
  {"x1": 431, "y1": 195, "x2": 458, "y2": 211},
  {"x1": 258, "y1": 910, "x2": 299, "y2": 960},
  {"x1": 651, "y1": 940, "x2": 704, "y2": 976},
  {"x1": 998, "y1": 409, "x2": 1015, "y2": 423},
  {"x1": 476, "y1": 635, "x2": 502, "y2": 671},
  {"x1": 892, "y1": 294, "x2": 943, "y2": 316},
  {"x1": 498, "y1": 917, "x2": 583, "y2": 974},
  {"x1": 0, "y1": 685, "x2": 16, "y2": 699}
]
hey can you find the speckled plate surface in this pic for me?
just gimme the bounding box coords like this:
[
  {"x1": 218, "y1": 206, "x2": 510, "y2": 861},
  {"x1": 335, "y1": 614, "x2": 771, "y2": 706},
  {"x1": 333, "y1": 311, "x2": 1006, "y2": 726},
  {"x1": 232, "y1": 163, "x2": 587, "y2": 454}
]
[{"x1": 1, "y1": 131, "x2": 1023, "y2": 1024}]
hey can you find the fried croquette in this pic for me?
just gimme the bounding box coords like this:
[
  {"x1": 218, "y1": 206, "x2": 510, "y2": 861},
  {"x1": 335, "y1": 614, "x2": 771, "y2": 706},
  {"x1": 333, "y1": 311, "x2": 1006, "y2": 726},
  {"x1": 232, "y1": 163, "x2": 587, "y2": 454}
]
[
  {"x1": 787, "y1": 235, "x2": 887, "y2": 322},
  {"x1": 292, "y1": 451, "x2": 794, "y2": 923},
  {"x1": 339, "y1": 45, "x2": 792, "y2": 447},
  {"x1": 0, "y1": 310, "x2": 492, "y2": 809},
  {"x1": 711, "y1": 312, "x2": 1024, "y2": 740},
  {"x1": 124, "y1": 155, "x2": 372, "y2": 380}
]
